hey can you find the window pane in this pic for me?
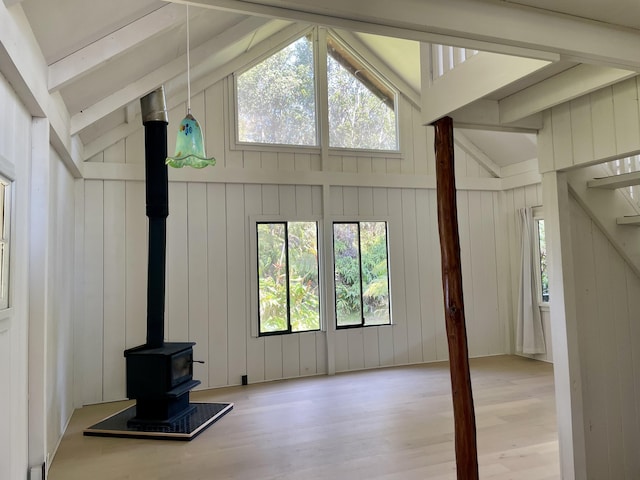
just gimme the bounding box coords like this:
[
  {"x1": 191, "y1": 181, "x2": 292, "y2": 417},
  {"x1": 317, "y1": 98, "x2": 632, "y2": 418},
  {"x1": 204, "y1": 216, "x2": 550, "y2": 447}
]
[
  {"x1": 288, "y1": 222, "x2": 320, "y2": 332},
  {"x1": 237, "y1": 35, "x2": 317, "y2": 146},
  {"x1": 257, "y1": 223, "x2": 288, "y2": 333},
  {"x1": 334, "y1": 223, "x2": 362, "y2": 326},
  {"x1": 360, "y1": 222, "x2": 390, "y2": 325},
  {"x1": 327, "y1": 38, "x2": 397, "y2": 150},
  {"x1": 537, "y1": 219, "x2": 549, "y2": 302}
]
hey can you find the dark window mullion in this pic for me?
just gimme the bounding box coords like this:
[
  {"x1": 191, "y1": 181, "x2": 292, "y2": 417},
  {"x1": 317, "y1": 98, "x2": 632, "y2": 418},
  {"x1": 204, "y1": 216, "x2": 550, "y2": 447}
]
[
  {"x1": 356, "y1": 222, "x2": 365, "y2": 327},
  {"x1": 284, "y1": 222, "x2": 292, "y2": 334}
]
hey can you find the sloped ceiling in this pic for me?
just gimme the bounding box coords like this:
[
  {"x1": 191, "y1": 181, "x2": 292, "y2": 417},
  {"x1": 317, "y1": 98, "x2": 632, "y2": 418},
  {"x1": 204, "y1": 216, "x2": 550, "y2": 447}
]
[{"x1": 11, "y1": 0, "x2": 640, "y2": 167}]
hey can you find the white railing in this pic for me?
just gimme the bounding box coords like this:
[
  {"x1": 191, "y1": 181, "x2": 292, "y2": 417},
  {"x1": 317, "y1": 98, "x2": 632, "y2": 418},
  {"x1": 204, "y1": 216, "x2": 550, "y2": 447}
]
[
  {"x1": 431, "y1": 44, "x2": 478, "y2": 80},
  {"x1": 603, "y1": 154, "x2": 640, "y2": 202}
]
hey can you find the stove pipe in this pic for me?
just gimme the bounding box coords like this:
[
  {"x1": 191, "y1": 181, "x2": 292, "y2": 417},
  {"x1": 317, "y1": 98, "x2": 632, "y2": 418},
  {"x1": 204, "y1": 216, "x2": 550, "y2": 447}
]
[{"x1": 140, "y1": 87, "x2": 169, "y2": 349}]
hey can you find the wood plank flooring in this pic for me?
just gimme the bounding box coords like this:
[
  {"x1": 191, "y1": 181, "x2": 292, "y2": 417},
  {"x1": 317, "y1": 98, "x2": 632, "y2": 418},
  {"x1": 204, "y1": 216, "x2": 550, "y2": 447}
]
[{"x1": 48, "y1": 355, "x2": 559, "y2": 480}]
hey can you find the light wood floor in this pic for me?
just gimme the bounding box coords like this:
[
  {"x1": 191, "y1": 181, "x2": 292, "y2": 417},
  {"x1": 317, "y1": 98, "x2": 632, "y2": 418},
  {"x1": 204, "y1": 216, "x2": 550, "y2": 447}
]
[{"x1": 48, "y1": 355, "x2": 559, "y2": 480}]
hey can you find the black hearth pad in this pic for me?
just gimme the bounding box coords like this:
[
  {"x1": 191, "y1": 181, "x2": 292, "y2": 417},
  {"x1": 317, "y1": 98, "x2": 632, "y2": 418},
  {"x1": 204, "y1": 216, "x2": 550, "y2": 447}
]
[{"x1": 83, "y1": 402, "x2": 233, "y2": 441}]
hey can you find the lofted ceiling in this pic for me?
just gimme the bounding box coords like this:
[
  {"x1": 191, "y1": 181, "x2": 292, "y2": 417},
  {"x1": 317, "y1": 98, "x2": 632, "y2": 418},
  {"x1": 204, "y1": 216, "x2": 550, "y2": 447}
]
[{"x1": 9, "y1": 0, "x2": 640, "y2": 169}]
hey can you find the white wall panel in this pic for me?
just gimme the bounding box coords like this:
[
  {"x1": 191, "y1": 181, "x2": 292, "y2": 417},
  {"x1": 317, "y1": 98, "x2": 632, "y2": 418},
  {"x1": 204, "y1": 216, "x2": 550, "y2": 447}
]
[
  {"x1": 0, "y1": 71, "x2": 31, "y2": 480},
  {"x1": 570, "y1": 196, "x2": 640, "y2": 478},
  {"x1": 540, "y1": 77, "x2": 640, "y2": 172},
  {"x1": 80, "y1": 70, "x2": 510, "y2": 399}
]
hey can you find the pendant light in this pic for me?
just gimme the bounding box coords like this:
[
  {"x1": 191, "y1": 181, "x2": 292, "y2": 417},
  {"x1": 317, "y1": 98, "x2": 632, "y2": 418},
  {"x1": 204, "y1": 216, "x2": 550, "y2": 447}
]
[{"x1": 166, "y1": 4, "x2": 216, "y2": 169}]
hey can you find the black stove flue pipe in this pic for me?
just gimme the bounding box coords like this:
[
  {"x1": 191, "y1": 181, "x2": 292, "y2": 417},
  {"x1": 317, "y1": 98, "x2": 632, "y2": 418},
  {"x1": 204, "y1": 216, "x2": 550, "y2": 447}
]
[{"x1": 140, "y1": 87, "x2": 169, "y2": 349}]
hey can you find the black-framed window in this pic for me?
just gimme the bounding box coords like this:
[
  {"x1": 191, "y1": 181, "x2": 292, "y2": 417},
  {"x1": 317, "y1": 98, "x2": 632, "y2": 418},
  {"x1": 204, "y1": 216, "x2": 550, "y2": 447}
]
[
  {"x1": 535, "y1": 218, "x2": 549, "y2": 303},
  {"x1": 333, "y1": 221, "x2": 390, "y2": 328},
  {"x1": 257, "y1": 221, "x2": 320, "y2": 335}
]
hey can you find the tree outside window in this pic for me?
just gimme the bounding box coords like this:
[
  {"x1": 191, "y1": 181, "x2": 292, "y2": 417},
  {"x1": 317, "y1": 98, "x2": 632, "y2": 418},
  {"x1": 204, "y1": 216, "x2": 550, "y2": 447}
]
[
  {"x1": 257, "y1": 221, "x2": 320, "y2": 335},
  {"x1": 236, "y1": 29, "x2": 399, "y2": 151},
  {"x1": 333, "y1": 221, "x2": 390, "y2": 328}
]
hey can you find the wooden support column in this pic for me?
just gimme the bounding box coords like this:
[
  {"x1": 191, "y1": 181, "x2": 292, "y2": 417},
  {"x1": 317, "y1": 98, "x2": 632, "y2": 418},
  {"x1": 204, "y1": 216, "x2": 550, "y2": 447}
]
[{"x1": 432, "y1": 116, "x2": 479, "y2": 479}]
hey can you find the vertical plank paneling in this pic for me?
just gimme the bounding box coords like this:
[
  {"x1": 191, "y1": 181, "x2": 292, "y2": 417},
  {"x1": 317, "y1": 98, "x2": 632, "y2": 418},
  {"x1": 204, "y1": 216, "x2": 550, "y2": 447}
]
[
  {"x1": 592, "y1": 220, "x2": 624, "y2": 475},
  {"x1": 245, "y1": 184, "x2": 265, "y2": 384},
  {"x1": 83, "y1": 180, "x2": 104, "y2": 404},
  {"x1": 243, "y1": 151, "x2": 261, "y2": 170},
  {"x1": 187, "y1": 183, "x2": 210, "y2": 386},
  {"x1": 416, "y1": 189, "x2": 437, "y2": 362},
  {"x1": 551, "y1": 104, "x2": 574, "y2": 170},
  {"x1": 204, "y1": 82, "x2": 222, "y2": 147},
  {"x1": 334, "y1": 330, "x2": 349, "y2": 372},
  {"x1": 102, "y1": 181, "x2": 126, "y2": 401},
  {"x1": 315, "y1": 333, "x2": 327, "y2": 374},
  {"x1": 363, "y1": 327, "x2": 380, "y2": 368},
  {"x1": 282, "y1": 335, "x2": 301, "y2": 378},
  {"x1": 278, "y1": 152, "x2": 295, "y2": 171},
  {"x1": 342, "y1": 155, "x2": 358, "y2": 174},
  {"x1": 590, "y1": 87, "x2": 617, "y2": 162},
  {"x1": 207, "y1": 183, "x2": 229, "y2": 387},
  {"x1": 387, "y1": 188, "x2": 408, "y2": 365},
  {"x1": 264, "y1": 336, "x2": 283, "y2": 380},
  {"x1": 347, "y1": 329, "x2": 365, "y2": 370},
  {"x1": 299, "y1": 332, "x2": 317, "y2": 376},
  {"x1": 125, "y1": 182, "x2": 146, "y2": 348},
  {"x1": 413, "y1": 107, "x2": 429, "y2": 176},
  {"x1": 125, "y1": 129, "x2": 144, "y2": 164},
  {"x1": 613, "y1": 78, "x2": 640, "y2": 155},
  {"x1": 569, "y1": 96, "x2": 594, "y2": 165},
  {"x1": 226, "y1": 184, "x2": 247, "y2": 385},
  {"x1": 261, "y1": 151, "x2": 278, "y2": 170},
  {"x1": 480, "y1": 191, "x2": 501, "y2": 354},
  {"x1": 456, "y1": 191, "x2": 477, "y2": 356},
  {"x1": 342, "y1": 186, "x2": 358, "y2": 215},
  {"x1": 401, "y1": 189, "x2": 423, "y2": 363},
  {"x1": 166, "y1": 183, "x2": 189, "y2": 342},
  {"x1": 295, "y1": 152, "x2": 311, "y2": 172}
]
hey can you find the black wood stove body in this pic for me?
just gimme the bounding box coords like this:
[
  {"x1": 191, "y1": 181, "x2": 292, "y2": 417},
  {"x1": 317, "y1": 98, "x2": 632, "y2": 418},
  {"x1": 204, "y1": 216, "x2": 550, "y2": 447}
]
[{"x1": 124, "y1": 88, "x2": 199, "y2": 426}]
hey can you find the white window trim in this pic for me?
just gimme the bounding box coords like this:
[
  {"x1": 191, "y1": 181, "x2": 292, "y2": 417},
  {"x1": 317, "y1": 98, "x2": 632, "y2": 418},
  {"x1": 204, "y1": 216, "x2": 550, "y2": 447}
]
[
  {"x1": 231, "y1": 26, "x2": 402, "y2": 155},
  {"x1": 249, "y1": 215, "x2": 325, "y2": 338}
]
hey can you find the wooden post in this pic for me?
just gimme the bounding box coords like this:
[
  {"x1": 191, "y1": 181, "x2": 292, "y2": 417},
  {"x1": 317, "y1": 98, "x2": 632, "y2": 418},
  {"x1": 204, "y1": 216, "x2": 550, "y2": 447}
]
[{"x1": 432, "y1": 116, "x2": 479, "y2": 479}]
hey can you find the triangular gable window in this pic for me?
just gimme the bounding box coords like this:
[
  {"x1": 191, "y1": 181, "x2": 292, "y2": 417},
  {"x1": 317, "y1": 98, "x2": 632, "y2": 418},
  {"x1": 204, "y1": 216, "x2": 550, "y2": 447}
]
[
  {"x1": 236, "y1": 34, "x2": 317, "y2": 146},
  {"x1": 326, "y1": 35, "x2": 398, "y2": 151}
]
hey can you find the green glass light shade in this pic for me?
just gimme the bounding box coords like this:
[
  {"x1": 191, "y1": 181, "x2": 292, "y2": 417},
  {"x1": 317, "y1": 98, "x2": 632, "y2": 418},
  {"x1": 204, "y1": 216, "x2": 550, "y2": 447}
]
[{"x1": 166, "y1": 113, "x2": 216, "y2": 168}]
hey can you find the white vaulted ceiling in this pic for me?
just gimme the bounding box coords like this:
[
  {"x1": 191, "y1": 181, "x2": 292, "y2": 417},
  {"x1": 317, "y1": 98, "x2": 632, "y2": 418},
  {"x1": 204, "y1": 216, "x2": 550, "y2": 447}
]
[{"x1": 7, "y1": 0, "x2": 640, "y2": 166}]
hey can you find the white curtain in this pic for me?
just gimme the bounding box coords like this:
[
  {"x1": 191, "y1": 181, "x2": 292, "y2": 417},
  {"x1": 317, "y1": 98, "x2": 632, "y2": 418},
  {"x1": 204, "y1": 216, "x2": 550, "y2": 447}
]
[{"x1": 516, "y1": 207, "x2": 546, "y2": 354}]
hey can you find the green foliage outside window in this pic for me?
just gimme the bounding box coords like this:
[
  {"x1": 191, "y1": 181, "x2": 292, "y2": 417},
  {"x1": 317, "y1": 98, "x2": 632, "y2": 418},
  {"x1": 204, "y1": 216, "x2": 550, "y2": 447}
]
[
  {"x1": 236, "y1": 30, "x2": 399, "y2": 151},
  {"x1": 334, "y1": 222, "x2": 390, "y2": 327},
  {"x1": 237, "y1": 35, "x2": 317, "y2": 146},
  {"x1": 258, "y1": 222, "x2": 320, "y2": 334}
]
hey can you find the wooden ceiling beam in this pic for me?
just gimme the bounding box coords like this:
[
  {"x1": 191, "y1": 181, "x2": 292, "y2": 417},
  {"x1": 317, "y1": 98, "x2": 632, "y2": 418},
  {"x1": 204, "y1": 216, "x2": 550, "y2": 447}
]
[
  {"x1": 167, "y1": 0, "x2": 640, "y2": 69},
  {"x1": 48, "y1": 4, "x2": 185, "y2": 93},
  {"x1": 71, "y1": 15, "x2": 269, "y2": 135}
]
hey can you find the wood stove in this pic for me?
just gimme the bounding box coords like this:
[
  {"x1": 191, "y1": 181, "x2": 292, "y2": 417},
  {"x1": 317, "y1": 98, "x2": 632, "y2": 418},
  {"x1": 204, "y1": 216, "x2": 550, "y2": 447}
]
[
  {"x1": 84, "y1": 87, "x2": 232, "y2": 440},
  {"x1": 124, "y1": 342, "x2": 200, "y2": 425}
]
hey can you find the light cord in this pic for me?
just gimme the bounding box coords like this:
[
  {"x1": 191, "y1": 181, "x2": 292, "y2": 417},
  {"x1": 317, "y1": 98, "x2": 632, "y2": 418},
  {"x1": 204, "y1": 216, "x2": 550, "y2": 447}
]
[{"x1": 186, "y1": 4, "x2": 191, "y2": 114}]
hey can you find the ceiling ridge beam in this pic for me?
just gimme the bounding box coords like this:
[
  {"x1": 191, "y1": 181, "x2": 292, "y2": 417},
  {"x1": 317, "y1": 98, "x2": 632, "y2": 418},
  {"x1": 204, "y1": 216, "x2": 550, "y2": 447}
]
[
  {"x1": 49, "y1": 3, "x2": 186, "y2": 93},
  {"x1": 71, "y1": 15, "x2": 270, "y2": 135},
  {"x1": 500, "y1": 64, "x2": 636, "y2": 124},
  {"x1": 168, "y1": 0, "x2": 640, "y2": 69}
]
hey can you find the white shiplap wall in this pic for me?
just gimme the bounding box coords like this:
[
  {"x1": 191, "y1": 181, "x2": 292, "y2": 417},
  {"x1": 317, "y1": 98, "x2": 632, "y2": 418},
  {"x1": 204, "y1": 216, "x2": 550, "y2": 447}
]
[
  {"x1": 0, "y1": 71, "x2": 31, "y2": 480},
  {"x1": 570, "y1": 194, "x2": 640, "y2": 478},
  {"x1": 80, "y1": 74, "x2": 506, "y2": 403},
  {"x1": 82, "y1": 180, "x2": 506, "y2": 401},
  {"x1": 539, "y1": 76, "x2": 640, "y2": 173}
]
